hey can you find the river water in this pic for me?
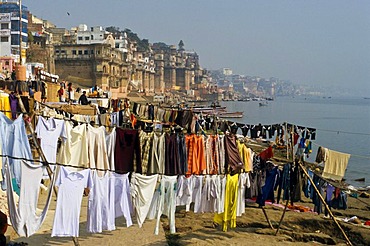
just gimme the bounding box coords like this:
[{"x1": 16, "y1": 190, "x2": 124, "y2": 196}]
[{"x1": 220, "y1": 96, "x2": 370, "y2": 187}]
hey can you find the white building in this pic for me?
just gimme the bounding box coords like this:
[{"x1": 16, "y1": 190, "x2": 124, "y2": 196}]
[{"x1": 76, "y1": 24, "x2": 107, "y2": 45}]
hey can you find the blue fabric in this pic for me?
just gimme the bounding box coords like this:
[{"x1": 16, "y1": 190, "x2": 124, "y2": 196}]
[
  {"x1": 0, "y1": 112, "x2": 33, "y2": 191},
  {"x1": 257, "y1": 166, "x2": 279, "y2": 206}
]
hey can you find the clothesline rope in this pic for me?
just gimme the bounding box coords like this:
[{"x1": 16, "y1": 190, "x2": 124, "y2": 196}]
[
  {"x1": 310, "y1": 141, "x2": 370, "y2": 160},
  {"x1": 0, "y1": 154, "x2": 249, "y2": 176}
]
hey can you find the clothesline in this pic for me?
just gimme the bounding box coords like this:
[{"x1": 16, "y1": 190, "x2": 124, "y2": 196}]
[
  {"x1": 310, "y1": 141, "x2": 370, "y2": 160},
  {"x1": 0, "y1": 154, "x2": 254, "y2": 176}
]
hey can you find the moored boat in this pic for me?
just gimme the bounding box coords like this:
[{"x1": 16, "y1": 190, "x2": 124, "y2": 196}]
[{"x1": 217, "y1": 111, "x2": 243, "y2": 118}]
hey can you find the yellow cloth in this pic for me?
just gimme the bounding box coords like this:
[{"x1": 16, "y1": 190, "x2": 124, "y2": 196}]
[
  {"x1": 322, "y1": 149, "x2": 351, "y2": 181},
  {"x1": 237, "y1": 141, "x2": 251, "y2": 172},
  {"x1": 0, "y1": 93, "x2": 11, "y2": 119},
  {"x1": 214, "y1": 173, "x2": 239, "y2": 231}
]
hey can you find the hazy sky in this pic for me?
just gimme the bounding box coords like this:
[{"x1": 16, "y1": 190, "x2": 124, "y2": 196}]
[{"x1": 24, "y1": 0, "x2": 370, "y2": 94}]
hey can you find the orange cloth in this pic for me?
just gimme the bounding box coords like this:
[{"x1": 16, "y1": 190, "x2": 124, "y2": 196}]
[{"x1": 186, "y1": 134, "x2": 206, "y2": 175}]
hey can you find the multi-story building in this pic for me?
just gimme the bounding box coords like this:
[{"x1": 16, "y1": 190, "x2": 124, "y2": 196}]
[
  {"x1": 0, "y1": 0, "x2": 28, "y2": 64},
  {"x1": 27, "y1": 13, "x2": 55, "y2": 74}
]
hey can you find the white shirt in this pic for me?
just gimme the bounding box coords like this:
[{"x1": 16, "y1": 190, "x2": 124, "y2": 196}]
[
  {"x1": 176, "y1": 175, "x2": 194, "y2": 212},
  {"x1": 192, "y1": 175, "x2": 204, "y2": 213},
  {"x1": 57, "y1": 121, "x2": 89, "y2": 168},
  {"x1": 35, "y1": 116, "x2": 66, "y2": 163},
  {"x1": 87, "y1": 171, "x2": 110, "y2": 233},
  {"x1": 109, "y1": 172, "x2": 132, "y2": 228},
  {"x1": 52, "y1": 167, "x2": 93, "y2": 237}
]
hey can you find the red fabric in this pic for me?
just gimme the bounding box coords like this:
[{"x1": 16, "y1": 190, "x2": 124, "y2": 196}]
[
  {"x1": 114, "y1": 128, "x2": 142, "y2": 174},
  {"x1": 365, "y1": 220, "x2": 370, "y2": 226},
  {"x1": 259, "y1": 146, "x2": 274, "y2": 161},
  {"x1": 294, "y1": 133, "x2": 299, "y2": 146}
]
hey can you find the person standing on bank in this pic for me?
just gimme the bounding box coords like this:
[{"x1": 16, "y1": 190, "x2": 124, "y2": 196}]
[
  {"x1": 78, "y1": 91, "x2": 89, "y2": 105},
  {"x1": 57, "y1": 86, "x2": 65, "y2": 102}
]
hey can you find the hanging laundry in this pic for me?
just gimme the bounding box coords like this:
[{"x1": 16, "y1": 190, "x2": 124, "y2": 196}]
[
  {"x1": 165, "y1": 133, "x2": 181, "y2": 175},
  {"x1": 52, "y1": 167, "x2": 93, "y2": 237},
  {"x1": 87, "y1": 125, "x2": 110, "y2": 175},
  {"x1": 0, "y1": 113, "x2": 33, "y2": 189},
  {"x1": 139, "y1": 131, "x2": 153, "y2": 174},
  {"x1": 148, "y1": 132, "x2": 166, "y2": 175},
  {"x1": 257, "y1": 164, "x2": 279, "y2": 207},
  {"x1": 109, "y1": 172, "x2": 133, "y2": 228},
  {"x1": 87, "y1": 171, "x2": 111, "y2": 233},
  {"x1": 217, "y1": 135, "x2": 226, "y2": 174},
  {"x1": 258, "y1": 146, "x2": 274, "y2": 161},
  {"x1": 153, "y1": 175, "x2": 177, "y2": 235},
  {"x1": 176, "y1": 175, "x2": 194, "y2": 212},
  {"x1": 201, "y1": 175, "x2": 222, "y2": 213},
  {"x1": 236, "y1": 173, "x2": 250, "y2": 217},
  {"x1": 322, "y1": 149, "x2": 351, "y2": 181},
  {"x1": 57, "y1": 121, "x2": 89, "y2": 168},
  {"x1": 224, "y1": 134, "x2": 244, "y2": 172},
  {"x1": 315, "y1": 146, "x2": 328, "y2": 163},
  {"x1": 8, "y1": 92, "x2": 18, "y2": 120},
  {"x1": 0, "y1": 92, "x2": 11, "y2": 119},
  {"x1": 115, "y1": 128, "x2": 142, "y2": 174},
  {"x1": 192, "y1": 175, "x2": 204, "y2": 213},
  {"x1": 177, "y1": 134, "x2": 188, "y2": 174},
  {"x1": 205, "y1": 135, "x2": 220, "y2": 175},
  {"x1": 186, "y1": 134, "x2": 206, "y2": 175},
  {"x1": 5, "y1": 159, "x2": 55, "y2": 237},
  {"x1": 213, "y1": 173, "x2": 239, "y2": 232},
  {"x1": 35, "y1": 116, "x2": 66, "y2": 165},
  {"x1": 130, "y1": 173, "x2": 158, "y2": 228},
  {"x1": 105, "y1": 127, "x2": 117, "y2": 171}
]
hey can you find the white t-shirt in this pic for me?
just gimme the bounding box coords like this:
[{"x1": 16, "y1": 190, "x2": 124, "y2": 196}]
[
  {"x1": 57, "y1": 121, "x2": 89, "y2": 168},
  {"x1": 35, "y1": 116, "x2": 66, "y2": 163},
  {"x1": 87, "y1": 171, "x2": 110, "y2": 233},
  {"x1": 52, "y1": 167, "x2": 93, "y2": 237}
]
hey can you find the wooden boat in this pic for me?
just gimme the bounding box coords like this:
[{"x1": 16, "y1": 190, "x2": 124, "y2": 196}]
[{"x1": 217, "y1": 111, "x2": 243, "y2": 118}]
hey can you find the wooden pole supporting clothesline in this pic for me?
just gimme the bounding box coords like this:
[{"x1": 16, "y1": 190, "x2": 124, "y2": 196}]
[
  {"x1": 17, "y1": 96, "x2": 80, "y2": 246},
  {"x1": 275, "y1": 124, "x2": 295, "y2": 236},
  {"x1": 273, "y1": 123, "x2": 352, "y2": 245},
  {"x1": 297, "y1": 161, "x2": 353, "y2": 246}
]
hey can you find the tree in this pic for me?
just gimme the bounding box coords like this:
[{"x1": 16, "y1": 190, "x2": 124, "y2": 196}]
[
  {"x1": 178, "y1": 40, "x2": 184, "y2": 51},
  {"x1": 105, "y1": 26, "x2": 120, "y2": 34}
]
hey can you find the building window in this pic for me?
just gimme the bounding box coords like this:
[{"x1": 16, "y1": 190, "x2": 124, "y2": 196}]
[
  {"x1": 84, "y1": 50, "x2": 88, "y2": 55},
  {"x1": 55, "y1": 50, "x2": 60, "y2": 54},
  {"x1": 103, "y1": 65, "x2": 107, "y2": 73},
  {"x1": 72, "y1": 50, "x2": 77, "y2": 55},
  {"x1": 91, "y1": 35, "x2": 94, "y2": 40},
  {"x1": 61, "y1": 50, "x2": 66, "y2": 53},
  {"x1": 11, "y1": 20, "x2": 18, "y2": 31},
  {"x1": 91, "y1": 49, "x2": 94, "y2": 55},
  {"x1": 1, "y1": 23, "x2": 8, "y2": 29},
  {"x1": 78, "y1": 50, "x2": 82, "y2": 55},
  {"x1": 85, "y1": 36, "x2": 89, "y2": 41},
  {"x1": 78, "y1": 36, "x2": 83, "y2": 41},
  {"x1": 0, "y1": 37, "x2": 8, "y2": 42},
  {"x1": 96, "y1": 50, "x2": 100, "y2": 55}
]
